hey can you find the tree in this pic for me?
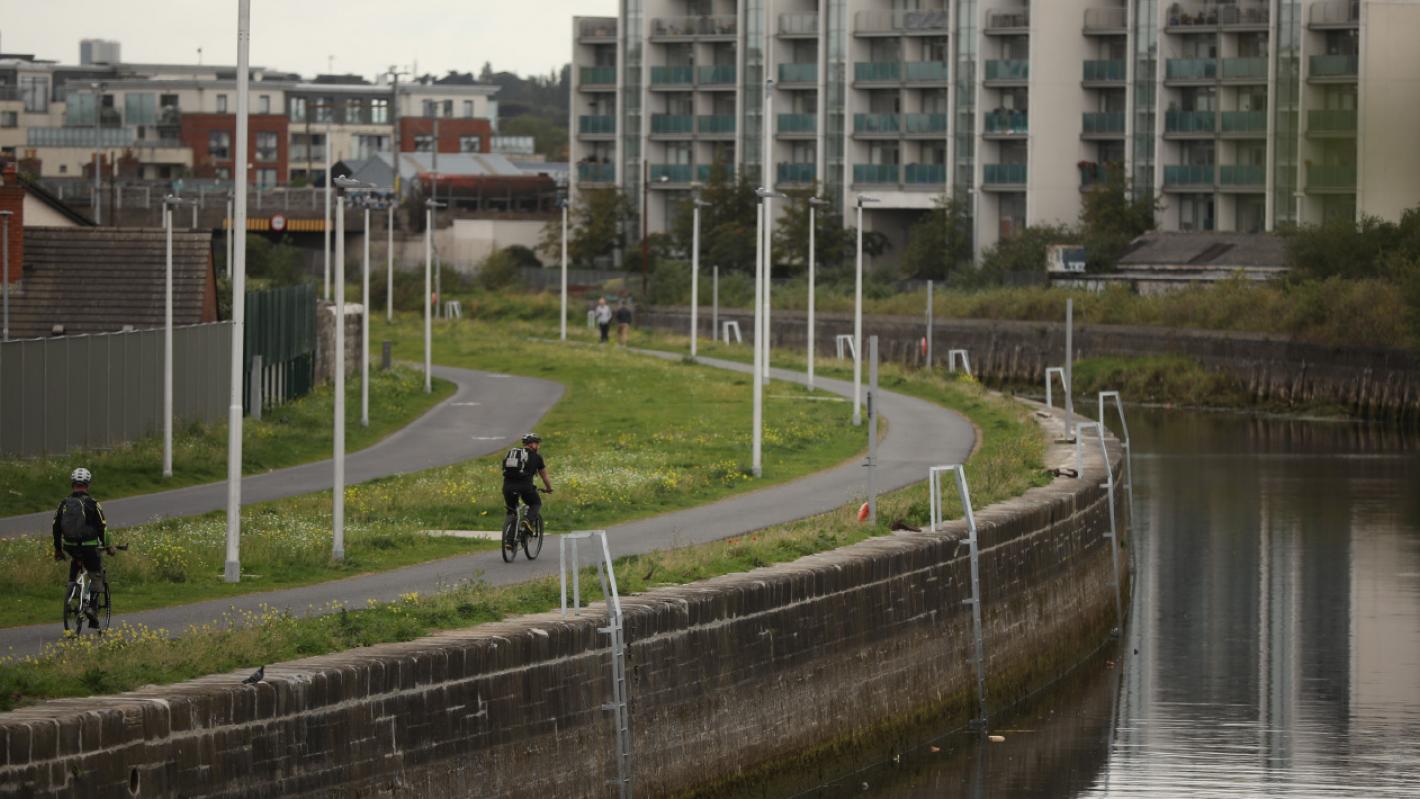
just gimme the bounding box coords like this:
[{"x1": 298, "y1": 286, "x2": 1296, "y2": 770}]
[
  {"x1": 978, "y1": 225, "x2": 1077, "y2": 285},
  {"x1": 668, "y1": 162, "x2": 760, "y2": 273},
  {"x1": 901, "y1": 194, "x2": 974, "y2": 280},
  {"x1": 537, "y1": 188, "x2": 634, "y2": 267},
  {"x1": 769, "y1": 186, "x2": 854, "y2": 277},
  {"x1": 1078, "y1": 167, "x2": 1157, "y2": 272},
  {"x1": 502, "y1": 115, "x2": 569, "y2": 161}
]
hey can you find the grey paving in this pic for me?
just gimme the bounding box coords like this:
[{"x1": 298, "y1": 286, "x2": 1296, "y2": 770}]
[{"x1": 0, "y1": 352, "x2": 974, "y2": 658}]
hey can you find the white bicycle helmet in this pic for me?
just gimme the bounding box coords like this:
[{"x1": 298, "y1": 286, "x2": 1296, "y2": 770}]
[{"x1": 70, "y1": 467, "x2": 92, "y2": 485}]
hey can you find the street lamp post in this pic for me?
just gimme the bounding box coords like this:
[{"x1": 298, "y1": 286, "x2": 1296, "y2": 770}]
[
  {"x1": 1, "y1": 210, "x2": 12, "y2": 343},
  {"x1": 161, "y1": 195, "x2": 187, "y2": 479},
  {"x1": 559, "y1": 196, "x2": 569, "y2": 341},
  {"x1": 323, "y1": 116, "x2": 332, "y2": 301},
  {"x1": 755, "y1": 186, "x2": 784, "y2": 388},
  {"x1": 423, "y1": 198, "x2": 444, "y2": 394},
  {"x1": 386, "y1": 202, "x2": 394, "y2": 323},
  {"x1": 225, "y1": 195, "x2": 234, "y2": 280},
  {"x1": 225, "y1": 0, "x2": 252, "y2": 583},
  {"x1": 806, "y1": 196, "x2": 830, "y2": 390},
  {"x1": 640, "y1": 164, "x2": 669, "y2": 296},
  {"x1": 690, "y1": 187, "x2": 708, "y2": 358},
  {"x1": 361, "y1": 203, "x2": 371, "y2": 427},
  {"x1": 853, "y1": 195, "x2": 879, "y2": 426},
  {"x1": 752, "y1": 200, "x2": 764, "y2": 477},
  {"x1": 333, "y1": 189, "x2": 347, "y2": 561}
]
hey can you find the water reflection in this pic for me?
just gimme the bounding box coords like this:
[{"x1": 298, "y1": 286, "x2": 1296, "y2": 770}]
[{"x1": 775, "y1": 409, "x2": 1420, "y2": 798}]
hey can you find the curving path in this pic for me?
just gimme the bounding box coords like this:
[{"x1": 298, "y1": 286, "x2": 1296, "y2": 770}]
[{"x1": 0, "y1": 352, "x2": 974, "y2": 657}]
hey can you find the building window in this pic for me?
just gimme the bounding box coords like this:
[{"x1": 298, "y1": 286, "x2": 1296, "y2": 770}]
[
  {"x1": 0, "y1": 111, "x2": 16, "y2": 128},
  {"x1": 462, "y1": 100, "x2": 474, "y2": 118},
  {"x1": 259, "y1": 95, "x2": 270, "y2": 114},
  {"x1": 215, "y1": 168, "x2": 231, "y2": 180},
  {"x1": 347, "y1": 97, "x2": 364, "y2": 123},
  {"x1": 209, "y1": 131, "x2": 232, "y2": 160},
  {"x1": 255, "y1": 131, "x2": 278, "y2": 162},
  {"x1": 290, "y1": 96, "x2": 307, "y2": 122},
  {"x1": 458, "y1": 135, "x2": 482, "y2": 153},
  {"x1": 422, "y1": 100, "x2": 437, "y2": 117},
  {"x1": 19, "y1": 75, "x2": 49, "y2": 113},
  {"x1": 442, "y1": 100, "x2": 453, "y2": 117},
  {"x1": 316, "y1": 98, "x2": 335, "y2": 123},
  {"x1": 370, "y1": 97, "x2": 389, "y2": 124},
  {"x1": 355, "y1": 134, "x2": 388, "y2": 159},
  {"x1": 124, "y1": 93, "x2": 156, "y2": 125},
  {"x1": 255, "y1": 168, "x2": 278, "y2": 189},
  {"x1": 291, "y1": 132, "x2": 325, "y2": 162},
  {"x1": 414, "y1": 134, "x2": 435, "y2": 152},
  {"x1": 217, "y1": 94, "x2": 228, "y2": 113}
]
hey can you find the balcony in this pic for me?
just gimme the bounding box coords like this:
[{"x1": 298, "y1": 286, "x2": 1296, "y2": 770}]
[
  {"x1": 1308, "y1": 108, "x2": 1357, "y2": 134},
  {"x1": 983, "y1": 163, "x2": 1028, "y2": 186},
  {"x1": 1307, "y1": 163, "x2": 1356, "y2": 190},
  {"x1": 578, "y1": 162, "x2": 616, "y2": 183},
  {"x1": 697, "y1": 115, "x2": 736, "y2": 135},
  {"x1": 650, "y1": 15, "x2": 737, "y2": 39},
  {"x1": 985, "y1": 59, "x2": 1030, "y2": 82},
  {"x1": 27, "y1": 127, "x2": 137, "y2": 147},
  {"x1": 650, "y1": 164, "x2": 693, "y2": 183},
  {"x1": 854, "y1": 113, "x2": 901, "y2": 135},
  {"x1": 1221, "y1": 110, "x2": 1267, "y2": 134},
  {"x1": 1082, "y1": 111, "x2": 1126, "y2": 136},
  {"x1": 1079, "y1": 162, "x2": 1123, "y2": 189},
  {"x1": 854, "y1": 163, "x2": 900, "y2": 184},
  {"x1": 854, "y1": 9, "x2": 950, "y2": 35},
  {"x1": 778, "y1": 162, "x2": 816, "y2": 185},
  {"x1": 577, "y1": 18, "x2": 617, "y2": 41},
  {"x1": 1167, "y1": 2, "x2": 1271, "y2": 29},
  {"x1": 1163, "y1": 164, "x2": 1216, "y2": 187},
  {"x1": 1219, "y1": 164, "x2": 1265, "y2": 187},
  {"x1": 650, "y1": 65, "x2": 694, "y2": 86},
  {"x1": 778, "y1": 113, "x2": 816, "y2": 135},
  {"x1": 780, "y1": 63, "x2": 818, "y2": 84},
  {"x1": 1309, "y1": 0, "x2": 1360, "y2": 28},
  {"x1": 699, "y1": 64, "x2": 737, "y2": 86},
  {"x1": 855, "y1": 62, "x2": 902, "y2": 82},
  {"x1": 985, "y1": 8, "x2": 1031, "y2": 33},
  {"x1": 984, "y1": 110, "x2": 1029, "y2": 136},
  {"x1": 905, "y1": 163, "x2": 947, "y2": 185},
  {"x1": 1221, "y1": 58, "x2": 1268, "y2": 81},
  {"x1": 650, "y1": 114, "x2": 694, "y2": 135},
  {"x1": 578, "y1": 115, "x2": 616, "y2": 136},
  {"x1": 1083, "y1": 7, "x2": 1128, "y2": 34},
  {"x1": 905, "y1": 113, "x2": 948, "y2": 134},
  {"x1": 1165, "y1": 58, "x2": 1217, "y2": 81},
  {"x1": 1309, "y1": 54, "x2": 1358, "y2": 79},
  {"x1": 1165, "y1": 110, "x2": 1217, "y2": 135},
  {"x1": 580, "y1": 66, "x2": 616, "y2": 87},
  {"x1": 906, "y1": 61, "x2": 949, "y2": 82},
  {"x1": 1083, "y1": 59, "x2": 1126, "y2": 83},
  {"x1": 779, "y1": 13, "x2": 819, "y2": 37}
]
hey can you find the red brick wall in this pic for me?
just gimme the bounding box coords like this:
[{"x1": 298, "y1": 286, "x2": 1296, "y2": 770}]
[
  {"x1": 0, "y1": 179, "x2": 22, "y2": 285},
  {"x1": 398, "y1": 117, "x2": 493, "y2": 154},
  {"x1": 179, "y1": 113, "x2": 289, "y2": 183}
]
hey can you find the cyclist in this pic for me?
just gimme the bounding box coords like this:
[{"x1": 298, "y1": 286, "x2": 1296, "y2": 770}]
[
  {"x1": 51, "y1": 468, "x2": 113, "y2": 625},
  {"x1": 502, "y1": 433, "x2": 553, "y2": 551}
]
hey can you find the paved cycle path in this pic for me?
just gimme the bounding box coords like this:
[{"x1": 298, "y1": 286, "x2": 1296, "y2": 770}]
[
  {"x1": 0, "y1": 353, "x2": 974, "y2": 657},
  {"x1": 0, "y1": 365, "x2": 562, "y2": 539}
]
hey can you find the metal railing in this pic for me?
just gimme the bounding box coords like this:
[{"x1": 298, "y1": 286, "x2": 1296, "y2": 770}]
[
  {"x1": 578, "y1": 115, "x2": 616, "y2": 135},
  {"x1": 650, "y1": 65, "x2": 694, "y2": 85},
  {"x1": 578, "y1": 162, "x2": 616, "y2": 183},
  {"x1": 779, "y1": 13, "x2": 819, "y2": 35},
  {"x1": 984, "y1": 163, "x2": 1028, "y2": 184},
  {"x1": 1308, "y1": 108, "x2": 1358, "y2": 132},
  {"x1": 1310, "y1": 54, "x2": 1358, "y2": 77},
  {"x1": 985, "y1": 8, "x2": 1031, "y2": 30},
  {"x1": 906, "y1": 61, "x2": 949, "y2": 81},
  {"x1": 26, "y1": 127, "x2": 138, "y2": 147},
  {"x1": 1221, "y1": 57, "x2": 1268, "y2": 80},
  {"x1": 855, "y1": 61, "x2": 902, "y2": 82},
  {"x1": 985, "y1": 59, "x2": 1029, "y2": 81},
  {"x1": 1083, "y1": 59, "x2": 1126, "y2": 82},
  {"x1": 1082, "y1": 111, "x2": 1125, "y2": 134},
  {"x1": 779, "y1": 63, "x2": 818, "y2": 83},
  {"x1": 650, "y1": 15, "x2": 738, "y2": 37},
  {"x1": 1166, "y1": 58, "x2": 1218, "y2": 80},
  {"x1": 649, "y1": 163, "x2": 693, "y2": 183},
  {"x1": 1165, "y1": 109, "x2": 1217, "y2": 133},
  {"x1": 697, "y1": 114, "x2": 735, "y2": 134},
  {"x1": 650, "y1": 114, "x2": 693, "y2": 135},
  {"x1": 1079, "y1": 163, "x2": 1123, "y2": 188},
  {"x1": 1310, "y1": 0, "x2": 1361, "y2": 25},
  {"x1": 905, "y1": 113, "x2": 948, "y2": 134},
  {"x1": 984, "y1": 110, "x2": 1029, "y2": 134},
  {"x1": 1083, "y1": 7, "x2": 1128, "y2": 31},
  {"x1": 905, "y1": 163, "x2": 946, "y2": 184},
  {"x1": 1167, "y1": 2, "x2": 1271, "y2": 27},
  {"x1": 578, "y1": 18, "x2": 617, "y2": 39},
  {"x1": 778, "y1": 113, "x2": 816, "y2": 134},
  {"x1": 1307, "y1": 163, "x2": 1356, "y2": 188},
  {"x1": 1219, "y1": 164, "x2": 1265, "y2": 186},
  {"x1": 1222, "y1": 110, "x2": 1267, "y2": 132},
  {"x1": 854, "y1": 9, "x2": 950, "y2": 34},
  {"x1": 580, "y1": 66, "x2": 617, "y2": 86},
  {"x1": 1163, "y1": 164, "x2": 1216, "y2": 186},
  {"x1": 853, "y1": 113, "x2": 901, "y2": 134},
  {"x1": 777, "y1": 162, "x2": 816, "y2": 184},
  {"x1": 698, "y1": 64, "x2": 736, "y2": 84},
  {"x1": 853, "y1": 163, "x2": 900, "y2": 184}
]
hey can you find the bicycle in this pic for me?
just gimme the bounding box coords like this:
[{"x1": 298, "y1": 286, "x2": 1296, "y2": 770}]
[
  {"x1": 62, "y1": 544, "x2": 128, "y2": 635},
  {"x1": 502, "y1": 489, "x2": 549, "y2": 563}
]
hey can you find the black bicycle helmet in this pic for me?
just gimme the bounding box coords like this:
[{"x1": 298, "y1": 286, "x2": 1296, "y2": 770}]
[{"x1": 521, "y1": 433, "x2": 542, "y2": 444}]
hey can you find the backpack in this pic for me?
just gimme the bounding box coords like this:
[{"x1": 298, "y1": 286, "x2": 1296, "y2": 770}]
[
  {"x1": 59, "y1": 496, "x2": 94, "y2": 543},
  {"x1": 502, "y1": 447, "x2": 531, "y2": 480}
]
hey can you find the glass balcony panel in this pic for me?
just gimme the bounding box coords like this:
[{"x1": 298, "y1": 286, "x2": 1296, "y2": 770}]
[
  {"x1": 580, "y1": 66, "x2": 616, "y2": 85},
  {"x1": 984, "y1": 163, "x2": 1028, "y2": 184},
  {"x1": 855, "y1": 62, "x2": 902, "y2": 82},
  {"x1": 698, "y1": 64, "x2": 737, "y2": 84},
  {"x1": 777, "y1": 162, "x2": 816, "y2": 184},
  {"x1": 1165, "y1": 110, "x2": 1217, "y2": 133},
  {"x1": 905, "y1": 113, "x2": 948, "y2": 133},
  {"x1": 984, "y1": 110, "x2": 1029, "y2": 134},
  {"x1": 650, "y1": 65, "x2": 694, "y2": 85},
  {"x1": 1083, "y1": 59, "x2": 1126, "y2": 82},
  {"x1": 853, "y1": 113, "x2": 901, "y2": 133},
  {"x1": 779, "y1": 13, "x2": 819, "y2": 35},
  {"x1": 1164, "y1": 164, "x2": 1216, "y2": 185},
  {"x1": 1083, "y1": 7, "x2": 1129, "y2": 31},
  {"x1": 1219, "y1": 164, "x2": 1265, "y2": 185},
  {"x1": 1221, "y1": 110, "x2": 1268, "y2": 132},
  {"x1": 578, "y1": 115, "x2": 616, "y2": 134},
  {"x1": 778, "y1": 113, "x2": 817, "y2": 134},
  {"x1": 1165, "y1": 58, "x2": 1218, "y2": 80},
  {"x1": 650, "y1": 114, "x2": 694, "y2": 134},
  {"x1": 1310, "y1": 54, "x2": 1359, "y2": 77},
  {"x1": 650, "y1": 16, "x2": 738, "y2": 37},
  {"x1": 1308, "y1": 108, "x2": 1358, "y2": 132},
  {"x1": 1307, "y1": 163, "x2": 1356, "y2": 188},
  {"x1": 779, "y1": 63, "x2": 818, "y2": 83},
  {"x1": 1082, "y1": 111, "x2": 1126, "y2": 133},
  {"x1": 905, "y1": 163, "x2": 947, "y2": 184},
  {"x1": 985, "y1": 9, "x2": 1030, "y2": 29},
  {"x1": 578, "y1": 162, "x2": 616, "y2": 183},
  {"x1": 1221, "y1": 57, "x2": 1268, "y2": 79},
  {"x1": 985, "y1": 59, "x2": 1029, "y2": 81},
  {"x1": 905, "y1": 61, "x2": 949, "y2": 81},
  {"x1": 650, "y1": 163, "x2": 693, "y2": 183},
  {"x1": 853, "y1": 163, "x2": 901, "y2": 184},
  {"x1": 697, "y1": 115, "x2": 736, "y2": 134}
]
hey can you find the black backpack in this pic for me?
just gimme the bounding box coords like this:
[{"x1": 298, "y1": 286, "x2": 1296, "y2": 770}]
[
  {"x1": 502, "y1": 447, "x2": 531, "y2": 480},
  {"x1": 59, "y1": 496, "x2": 94, "y2": 543}
]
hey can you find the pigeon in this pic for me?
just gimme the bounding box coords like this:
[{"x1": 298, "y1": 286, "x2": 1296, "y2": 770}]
[{"x1": 242, "y1": 666, "x2": 265, "y2": 685}]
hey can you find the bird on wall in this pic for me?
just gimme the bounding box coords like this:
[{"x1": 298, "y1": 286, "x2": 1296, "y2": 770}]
[{"x1": 242, "y1": 665, "x2": 265, "y2": 685}]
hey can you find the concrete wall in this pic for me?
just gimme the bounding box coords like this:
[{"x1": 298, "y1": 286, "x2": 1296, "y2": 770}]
[
  {"x1": 640, "y1": 307, "x2": 1420, "y2": 422},
  {"x1": 313, "y1": 302, "x2": 363, "y2": 384},
  {"x1": 0, "y1": 410, "x2": 1127, "y2": 798}
]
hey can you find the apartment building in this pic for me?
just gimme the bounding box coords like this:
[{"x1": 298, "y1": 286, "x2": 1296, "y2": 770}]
[
  {"x1": 0, "y1": 51, "x2": 499, "y2": 188},
  {"x1": 571, "y1": 0, "x2": 1420, "y2": 266}
]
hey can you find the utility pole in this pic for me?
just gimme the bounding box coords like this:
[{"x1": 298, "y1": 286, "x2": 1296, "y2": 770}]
[
  {"x1": 1, "y1": 210, "x2": 12, "y2": 342},
  {"x1": 225, "y1": 0, "x2": 251, "y2": 584},
  {"x1": 432, "y1": 116, "x2": 441, "y2": 318}
]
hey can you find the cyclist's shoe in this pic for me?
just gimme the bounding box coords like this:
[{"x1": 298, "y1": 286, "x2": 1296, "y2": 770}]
[{"x1": 85, "y1": 604, "x2": 99, "y2": 626}]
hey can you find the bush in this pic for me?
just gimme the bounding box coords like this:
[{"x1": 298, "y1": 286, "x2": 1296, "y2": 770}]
[{"x1": 476, "y1": 248, "x2": 523, "y2": 291}]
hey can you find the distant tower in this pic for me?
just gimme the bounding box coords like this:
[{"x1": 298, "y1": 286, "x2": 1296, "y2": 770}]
[{"x1": 79, "y1": 39, "x2": 121, "y2": 66}]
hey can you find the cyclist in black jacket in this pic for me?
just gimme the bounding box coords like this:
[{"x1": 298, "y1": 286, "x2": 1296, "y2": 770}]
[
  {"x1": 52, "y1": 467, "x2": 113, "y2": 624},
  {"x1": 502, "y1": 433, "x2": 553, "y2": 541}
]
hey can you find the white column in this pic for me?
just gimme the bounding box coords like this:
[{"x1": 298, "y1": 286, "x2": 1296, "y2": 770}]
[
  {"x1": 423, "y1": 207, "x2": 432, "y2": 393},
  {"x1": 852, "y1": 202, "x2": 864, "y2": 426},
  {"x1": 323, "y1": 121, "x2": 332, "y2": 301},
  {"x1": 690, "y1": 201, "x2": 700, "y2": 358},
  {"x1": 225, "y1": 198, "x2": 234, "y2": 280},
  {"x1": 361, "y1": 206, "x2": 370, "y2": 428},
  {"x1": 752, "y1": 201, "x2": 764, "y2": 477},
  {"x1": 225, "y1": 0, "x2": 251, "y2": 584},
  {"x1": 560, "y1": 202, "x2": 569, "y2": 341},
  {"x1": 807, "y1": 203, "x2": 816, "y2": 389},
  {"x1": 334, "y1": 194, "x2": 347, "y2": 561},
  {"x1": 163, "y1": 203, "x2": 173, "y2": 478},
  {"x1": 386, "y1": 204, "x2": 394, "y2": 323}
]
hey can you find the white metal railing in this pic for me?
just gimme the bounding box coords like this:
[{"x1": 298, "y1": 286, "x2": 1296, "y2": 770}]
[
  {"x1": 854, "y1": 8, "x2": 950, "y2": 34},
  {"x1": 1167, "y1": 1, "x2": 1271, "y2": 26},
  {"x1": 578, "y1": 17, "x2": 617, "y2": 38},
  {"x1": 1083, "y1": 7, "x2": 1128, "y2": 30},
  {"x1": 1309, "y1": 0, "x2": 1360, "y2": 24},
  {"x1": 650, "y1": 15, "x2": 738, "y2": 37}
]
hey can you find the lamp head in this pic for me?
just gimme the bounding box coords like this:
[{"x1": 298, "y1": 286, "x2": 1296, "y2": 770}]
[
  {"x1": 856, "y1": 195, "x2": 880, "y2": 208},
  {"x1": 754, "y1": 186, "x2": 784, "y2": 200},
  {"x1": 808, "y1": 196, "x2": 831, "y2": 208}
]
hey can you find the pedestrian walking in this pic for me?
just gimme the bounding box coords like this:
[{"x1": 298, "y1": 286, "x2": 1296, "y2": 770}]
[
  {"x1": 615, "y1": 300, "x2": 633, "y2": 347},
  {"x1": 595, "y1": 297, "x2": 613, "y2": 343}
]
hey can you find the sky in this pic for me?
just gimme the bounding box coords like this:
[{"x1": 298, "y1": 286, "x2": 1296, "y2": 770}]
[{"x1": 1, "y1": 0, "x2": 618, "y2": 80}]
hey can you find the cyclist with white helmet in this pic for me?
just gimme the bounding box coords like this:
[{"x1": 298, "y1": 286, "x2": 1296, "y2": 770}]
[
  {"x1": 52, "y1": 468, "x2": 113, "y2": 625},
  {"x1": 501, "y1": 433, "x2": 553, "y2": 551}
]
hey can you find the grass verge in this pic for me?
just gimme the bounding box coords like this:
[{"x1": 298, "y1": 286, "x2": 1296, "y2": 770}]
[
  {"x1": 0, "y1": 329, "x2": 1046, "y2": 710},
  {"x1": 0, "y1": 367, "x2": 455, "y2": 518},
  {"x1": 0, "y1": 317, "x2": 861, "y2": 630}
]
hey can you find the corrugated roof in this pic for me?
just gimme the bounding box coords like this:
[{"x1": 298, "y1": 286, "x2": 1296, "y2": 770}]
[{"x1": 1117, "y1": 231, "x2": 1287, "y2": 268}]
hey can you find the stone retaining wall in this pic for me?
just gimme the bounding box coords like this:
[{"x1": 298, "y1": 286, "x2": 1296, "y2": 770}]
[
  {"x1": 644, "y1": 307, "x2": 1420, "y2": 423},
  {"x1": 0, "y1": 411, "x2": 1126, "y2": 798}
]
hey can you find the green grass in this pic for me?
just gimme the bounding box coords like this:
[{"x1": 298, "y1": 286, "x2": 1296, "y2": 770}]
[
  {"x1": 0, "y1": 367, "x2": 455, "y2": 518},
  {"x1": 0, "y1": 316, "x2": 862, "y2": 630},
  {"x1": 0, "y1": 323, "x2": 1047, "y2": 710}
]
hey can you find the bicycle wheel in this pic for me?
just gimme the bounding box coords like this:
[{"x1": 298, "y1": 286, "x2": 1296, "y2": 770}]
[
  {"x1": 522, "y1": 515, "x2": 544, "y2": 560},
  {"x1": 501, "y1": 512, "x2": 518, "y2": 563},
  {"x1": 97, "y1": 582, "x2": 112, "y2": 632},
  {"x1": 62, "y1": 582, "x2": 84, "y2": 634}
]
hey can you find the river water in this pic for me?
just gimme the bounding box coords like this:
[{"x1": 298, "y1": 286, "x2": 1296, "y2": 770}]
[{"x1": 782, "y1": 408, "x2": 1420, "y2": 798}]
